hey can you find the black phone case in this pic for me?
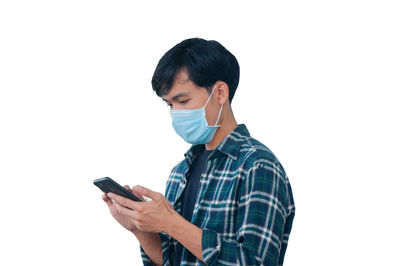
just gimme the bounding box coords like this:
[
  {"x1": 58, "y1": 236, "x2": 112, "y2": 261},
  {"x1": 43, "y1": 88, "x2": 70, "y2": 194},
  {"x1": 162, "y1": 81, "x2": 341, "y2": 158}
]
[{"x1": 94, "y1": 177, "x2": 142, "y2": 202}]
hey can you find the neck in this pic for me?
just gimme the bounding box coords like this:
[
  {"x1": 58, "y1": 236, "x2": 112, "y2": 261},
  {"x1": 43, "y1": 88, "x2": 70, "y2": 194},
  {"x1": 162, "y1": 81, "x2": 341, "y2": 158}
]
[{"x1": 205, "y1": 105, "x2": 238, "y2": 151}]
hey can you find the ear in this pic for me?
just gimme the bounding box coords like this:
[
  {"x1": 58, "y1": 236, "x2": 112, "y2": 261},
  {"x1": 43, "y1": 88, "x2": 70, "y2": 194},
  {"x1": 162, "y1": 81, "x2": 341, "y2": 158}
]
[{"x1": 214, "y1": 81, "x2": 230, "y2": 105}]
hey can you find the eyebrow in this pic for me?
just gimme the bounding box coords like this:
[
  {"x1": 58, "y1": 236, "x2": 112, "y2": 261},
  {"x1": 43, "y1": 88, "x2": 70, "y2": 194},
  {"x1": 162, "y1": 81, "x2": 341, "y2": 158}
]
[{"x1": 162, "y1": 92, "x2": 190, "y2": 102}]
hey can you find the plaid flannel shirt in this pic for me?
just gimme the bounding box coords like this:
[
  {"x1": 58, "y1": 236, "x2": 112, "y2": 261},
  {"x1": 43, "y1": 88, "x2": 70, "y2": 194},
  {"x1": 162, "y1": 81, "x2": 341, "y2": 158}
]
[{"x1": 140, "y1": 124, "x2": 295, "y2": 265}]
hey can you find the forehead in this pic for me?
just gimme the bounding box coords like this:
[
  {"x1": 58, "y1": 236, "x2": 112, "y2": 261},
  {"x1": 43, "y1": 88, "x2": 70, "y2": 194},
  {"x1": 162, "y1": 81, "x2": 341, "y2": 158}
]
[{"x1": 161, "y1": 70, "x2": 202, "y2": 101}]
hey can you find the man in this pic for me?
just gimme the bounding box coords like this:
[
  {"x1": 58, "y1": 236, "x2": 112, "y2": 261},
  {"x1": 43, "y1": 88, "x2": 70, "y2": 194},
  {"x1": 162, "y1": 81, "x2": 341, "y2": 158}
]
[{"x1": 102, "y1": 38, "x2": 295, "y2": 265}]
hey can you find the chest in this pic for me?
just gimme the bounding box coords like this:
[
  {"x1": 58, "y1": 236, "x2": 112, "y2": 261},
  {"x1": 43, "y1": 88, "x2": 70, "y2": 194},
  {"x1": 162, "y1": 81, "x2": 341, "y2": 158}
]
[{"x1": 169, "y1": 158, "x2": 245, "y2": 237}]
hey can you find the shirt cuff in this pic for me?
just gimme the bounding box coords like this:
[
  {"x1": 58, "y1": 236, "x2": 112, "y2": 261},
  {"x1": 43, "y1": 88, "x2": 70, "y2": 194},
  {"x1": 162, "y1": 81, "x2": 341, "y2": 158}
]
[{"x1": 201, "y1": 228, "x2": 221, "y2": 265}]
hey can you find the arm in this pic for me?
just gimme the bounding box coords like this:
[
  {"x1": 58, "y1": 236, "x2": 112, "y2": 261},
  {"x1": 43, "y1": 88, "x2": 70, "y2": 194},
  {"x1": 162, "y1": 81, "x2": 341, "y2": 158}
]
[
  {"x1": 108, "y1": 186, "x2": 205, "y2": 264},
  {"x1": 102, "y1": 186, "x2": 168, "y2": 266},
  {"x1": 131, "y1": 229, "x2": 163, "y2": 266},
  {"x1": 165, "y1": 212, "x2": 206, "y2": 263},
  {"x1": 106, "y1": 188, "x2": 174, "y2": 265},
  {"x1": 165, "y1": 160, "x2": 292, "y2": 265},
  {"x1": 108, "y1": 171, "x2": 293, "y2": 266}
]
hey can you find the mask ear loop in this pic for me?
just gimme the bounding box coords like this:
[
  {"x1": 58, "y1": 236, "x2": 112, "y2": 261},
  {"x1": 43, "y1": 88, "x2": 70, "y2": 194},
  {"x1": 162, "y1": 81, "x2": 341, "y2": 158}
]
[
  {"x1": 214, "y1": 104, "x2": 223, "y2": 126},
  {"x1": 204, "y1": 85, "x2": 218, "y2": 108},
  {"x1": 204, "y1": 85, "x2": 223, "y2": 126}
]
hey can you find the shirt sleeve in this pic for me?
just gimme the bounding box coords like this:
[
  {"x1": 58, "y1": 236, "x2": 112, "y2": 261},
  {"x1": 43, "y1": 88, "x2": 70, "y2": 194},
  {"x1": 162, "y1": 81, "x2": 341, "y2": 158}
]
[
  {"x1": 201, "y1": 160, "x2": 293, "y2": 266},
  {"x1": 140, "y1": 233, "x2": 171, "y2": 266}
]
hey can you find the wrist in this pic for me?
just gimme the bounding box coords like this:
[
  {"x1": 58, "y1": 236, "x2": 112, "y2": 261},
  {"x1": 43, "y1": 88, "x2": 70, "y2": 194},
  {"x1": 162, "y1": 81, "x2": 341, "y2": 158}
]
[
  {"x1": 163, "y1": 210, "x2": 181, "y2": 236},
  {"x1": 131, "y1": 227, "x2": 142, "y2": 236}
]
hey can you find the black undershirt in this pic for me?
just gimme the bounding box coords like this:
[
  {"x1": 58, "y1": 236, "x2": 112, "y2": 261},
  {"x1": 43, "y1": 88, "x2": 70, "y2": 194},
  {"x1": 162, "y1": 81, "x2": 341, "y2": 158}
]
[{"x1": 172, "y1": 146, "x2": 213, "y2": 266}]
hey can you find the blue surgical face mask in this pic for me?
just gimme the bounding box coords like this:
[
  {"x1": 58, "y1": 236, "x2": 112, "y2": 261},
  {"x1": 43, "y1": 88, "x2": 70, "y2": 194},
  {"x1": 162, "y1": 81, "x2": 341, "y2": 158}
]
[{"x1": 169, "y1": 85, "x2": 223, "y2": 145}]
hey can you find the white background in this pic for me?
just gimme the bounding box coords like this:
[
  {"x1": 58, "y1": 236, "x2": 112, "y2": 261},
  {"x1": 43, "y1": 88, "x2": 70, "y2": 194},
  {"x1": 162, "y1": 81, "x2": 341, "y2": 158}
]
[{"x1": 1, "y1": 1, "x2": 399, "y2": 265}]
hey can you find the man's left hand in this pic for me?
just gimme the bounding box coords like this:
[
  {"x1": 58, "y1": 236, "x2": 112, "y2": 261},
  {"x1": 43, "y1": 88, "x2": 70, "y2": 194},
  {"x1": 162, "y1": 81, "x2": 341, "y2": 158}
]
[{"x1": 107, "y1": 185, "x2": 177, "y2": 234}]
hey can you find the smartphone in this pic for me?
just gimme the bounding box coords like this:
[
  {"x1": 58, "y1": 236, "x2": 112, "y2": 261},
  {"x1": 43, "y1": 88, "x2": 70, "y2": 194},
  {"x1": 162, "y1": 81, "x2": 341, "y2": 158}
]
[{"x1": 94, "y1": 177, "x2": 142, "y2": 202}]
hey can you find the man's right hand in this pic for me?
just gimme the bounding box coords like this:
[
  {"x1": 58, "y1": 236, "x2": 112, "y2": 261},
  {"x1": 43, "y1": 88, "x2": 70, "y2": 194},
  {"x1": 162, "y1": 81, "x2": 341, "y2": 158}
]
[{"x1": 102, "y1": 185, "x2": 145, "y2": 232}]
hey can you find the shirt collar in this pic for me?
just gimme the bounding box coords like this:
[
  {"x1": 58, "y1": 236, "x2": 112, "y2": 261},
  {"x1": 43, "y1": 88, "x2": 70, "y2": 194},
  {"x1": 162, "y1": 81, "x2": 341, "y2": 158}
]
[{"x1": 184, "y1": 123, "x2": 251, "y2": 165}]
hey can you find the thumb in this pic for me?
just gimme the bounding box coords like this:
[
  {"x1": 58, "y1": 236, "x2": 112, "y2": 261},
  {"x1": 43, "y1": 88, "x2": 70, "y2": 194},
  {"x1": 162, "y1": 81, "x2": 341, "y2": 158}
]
[{"x1": 136, "y1": 185, "x2": 158, "y2": 199}]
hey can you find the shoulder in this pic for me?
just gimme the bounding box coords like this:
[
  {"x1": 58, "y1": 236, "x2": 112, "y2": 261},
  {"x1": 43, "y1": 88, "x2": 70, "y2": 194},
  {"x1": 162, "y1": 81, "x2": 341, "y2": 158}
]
[
  {"x1": 237, "y1": 136, "x2": 295, "y2": 212},
  {"x1": 238, "y1": 136, "x2": 288, "y2": 181}
]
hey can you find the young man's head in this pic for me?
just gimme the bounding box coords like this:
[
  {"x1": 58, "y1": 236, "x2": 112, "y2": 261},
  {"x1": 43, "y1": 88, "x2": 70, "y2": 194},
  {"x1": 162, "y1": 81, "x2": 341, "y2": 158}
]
[
  {"x1": 152, "y1": 38, "x2": 240, "y2": 146},
  {"x1": 151, "y1": 38, "x2": 240, "y2": 105}
]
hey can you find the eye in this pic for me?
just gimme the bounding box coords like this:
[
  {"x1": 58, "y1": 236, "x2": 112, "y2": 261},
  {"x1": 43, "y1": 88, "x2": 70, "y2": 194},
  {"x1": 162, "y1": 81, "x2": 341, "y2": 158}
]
[{"x1": 179, "y1": 99, "x2": 189, "y2": 104}]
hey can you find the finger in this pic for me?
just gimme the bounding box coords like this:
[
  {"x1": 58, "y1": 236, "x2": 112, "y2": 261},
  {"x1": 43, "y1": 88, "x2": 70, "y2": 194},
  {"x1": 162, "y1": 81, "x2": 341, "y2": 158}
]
[
  {"x1": 112, "y1": 198, "x2": 124, "y2": 212},
  {"x1": 112, "y1": 197, "x2": 137, "y2": 215},
  {"x1": 107, "y1": 192, "x2": 143, "y2": 211},
  {"x1": 132, "y1": 186, "x2": 146, "y2": 201},
  {"x1": 123, "y1": 185, "x2": 145, "y2": 202},
  {"x1": 102, "y1": 194, "x2": 112, "y2": 207},
  {"x1": 135, "y1": 185, "x2": 159, "y2": 200},
  {"x1": 102, "y1": 193, "x2": 110, "y2": 201},
  {"x1": 123, "y1": 185, "x2": 131, "y2": 192},
  {"x1": 117, "y1": 203, "x2": 137, "y2": 217}
]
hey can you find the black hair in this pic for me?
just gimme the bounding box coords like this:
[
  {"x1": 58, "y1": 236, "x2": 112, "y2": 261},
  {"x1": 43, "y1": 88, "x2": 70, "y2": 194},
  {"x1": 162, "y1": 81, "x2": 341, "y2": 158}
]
[{"x1": 151, "y1": 38, "x2": 240, "y2": 103}]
